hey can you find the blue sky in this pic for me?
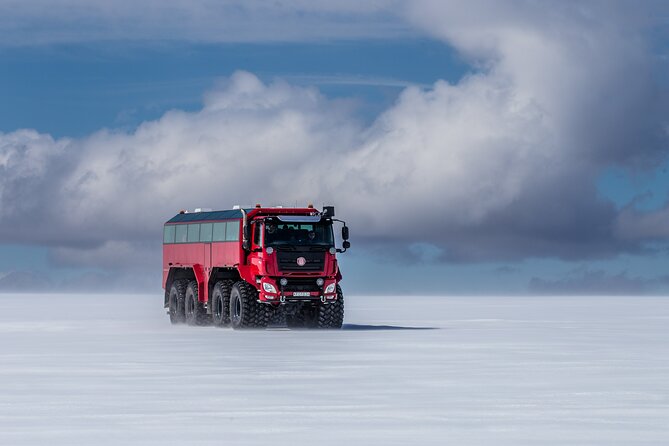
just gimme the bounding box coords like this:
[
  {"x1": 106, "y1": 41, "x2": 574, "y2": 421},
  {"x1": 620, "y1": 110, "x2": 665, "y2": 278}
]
[
  {"x1": 1, "y1": 1, "x2": 669, "y2": 294},
  {"x1": 0, "y1": 40, "x2": 467, "y2": 137}
]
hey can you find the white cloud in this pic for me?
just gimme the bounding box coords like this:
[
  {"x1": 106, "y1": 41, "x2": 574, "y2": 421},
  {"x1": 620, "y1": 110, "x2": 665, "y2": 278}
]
[
  {"x1": 1, "y1": 1, "x2": 668, "y2": 270},
  {"x1": 0, "y1": 71, "x2": 361, "y2": 254}
]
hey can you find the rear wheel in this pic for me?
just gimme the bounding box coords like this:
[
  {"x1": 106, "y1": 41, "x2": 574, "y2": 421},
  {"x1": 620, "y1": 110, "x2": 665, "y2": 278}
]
[
  {"x1": 168, "y1": 280, "x2": 187, "y2": 324},
  {"x1": 185, "y1": 280, "x2": 209, "y2": 326},
  {"x1": 229, "y1": 281, "x2": 269, "y2": 329},
  {"x1": 317, "y1": 285, "x2": 344, "y2": 329},
  {"x1": 211, "y1": 280, "x2": 233, "y2": 327}
]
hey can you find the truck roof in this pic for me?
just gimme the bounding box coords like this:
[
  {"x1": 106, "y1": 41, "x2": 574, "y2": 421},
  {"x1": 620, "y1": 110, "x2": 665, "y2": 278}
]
[
  {"x1": 165, "y1": 207, "x2": 319, "y2": 224},
  {"x1": 166, "y1": 209, "x2": 247, "y2": 224}
]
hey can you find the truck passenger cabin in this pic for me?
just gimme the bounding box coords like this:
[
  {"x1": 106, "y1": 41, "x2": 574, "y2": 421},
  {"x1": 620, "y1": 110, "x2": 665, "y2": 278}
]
[{"x1": 162, "y1": 205, "x2": 350, "y2": 329}]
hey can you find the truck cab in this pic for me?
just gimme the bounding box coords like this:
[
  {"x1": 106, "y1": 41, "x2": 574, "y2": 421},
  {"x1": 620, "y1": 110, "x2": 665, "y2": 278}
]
[{"x1": 244, "y1": 213, "x2": 343, "y2": 304}]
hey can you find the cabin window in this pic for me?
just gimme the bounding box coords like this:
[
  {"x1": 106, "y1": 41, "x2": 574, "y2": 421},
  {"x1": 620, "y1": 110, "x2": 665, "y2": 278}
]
[
  {"x1": 175, "y1": 225, "x2": 188, "y2": 243},
  {"x1": 163, "y1": 225, "x2": 176, "y2": 244},
  {"x1": 226, "y1": 220, "x2": 240, "y2": 241},
  {"x1": 200, "y1": 223, "x2": 213, "y2": 242},
  {"x1": 213, "y1": 222, "x2": 227, "y2": 241},
  {"x1": 187, "y1": 224, "x2": 200, "y2": 242}
]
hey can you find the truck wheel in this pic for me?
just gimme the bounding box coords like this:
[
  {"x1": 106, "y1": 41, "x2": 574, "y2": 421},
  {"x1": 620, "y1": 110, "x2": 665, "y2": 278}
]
[
  {"x1": 317, "y1": 285, "x2": 344, "y2": 329},
  {"x1": 211, "y1": 280, "x2": 233, "y2": 327},
  {"x1": 229, "y1": 281, "x2": 269, "y2": 329},
  {"x1": 168, "y1": 280, "x2": 187, "y2": 324},
  {"x1": 185, "y1": 280, "x2": 209, "y2": 326}
]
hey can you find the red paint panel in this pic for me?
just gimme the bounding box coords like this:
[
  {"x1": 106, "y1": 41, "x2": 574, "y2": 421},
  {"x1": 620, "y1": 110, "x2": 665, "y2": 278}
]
[
  {"x1": 211, "y1": 241, "x2": 240, "y2": 267},
  {"x1": 204, "y1": 243, "x2": 211, "y2": 268},
  {"x1": 163, "y1": 243, "x2": 203, "y2": 266}
]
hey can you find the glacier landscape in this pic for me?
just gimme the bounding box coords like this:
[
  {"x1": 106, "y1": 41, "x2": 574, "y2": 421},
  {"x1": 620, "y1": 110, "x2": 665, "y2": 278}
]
[{"x1": 0, "y1": 293, "x2": 667, "y2": 445}]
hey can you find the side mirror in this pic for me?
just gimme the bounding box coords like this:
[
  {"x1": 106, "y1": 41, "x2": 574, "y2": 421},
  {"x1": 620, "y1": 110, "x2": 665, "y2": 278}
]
[
  {"x1": 343, "y1": 240, "x2": 350, "y2": 250},
  {"x1": 342, "y1": 226, "x2": 349, "y2": 240}
]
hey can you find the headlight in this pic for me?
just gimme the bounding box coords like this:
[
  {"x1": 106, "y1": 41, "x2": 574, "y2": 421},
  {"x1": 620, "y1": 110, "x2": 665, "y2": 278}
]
[
  {"x1": 324, "y1": 283, "x2": 336, "y2": 294},
  {"x1": 266, "y1": 247, "x2": 274, "y2": 254},
  {"x1": 279, "y1": 278, "x2": 288, "y2": 286},
  {"x1": 316, "y1": 278, "x2": 324, "y2": 286},
  {"x1": 262, "y1": 282, "x2": 277, "y2": 293},
  {"x1": 329, "y1": 247, "x2": 336, "y2": 255}
]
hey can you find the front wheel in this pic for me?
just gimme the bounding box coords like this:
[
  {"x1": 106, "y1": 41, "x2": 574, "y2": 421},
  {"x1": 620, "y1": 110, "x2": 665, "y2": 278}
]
[
  {"x1": 229, "y1": 281, "x2": 269, "y2": 329},
  {"x1": 317, "y1": 285, "x2": 344, "y2": 329}
]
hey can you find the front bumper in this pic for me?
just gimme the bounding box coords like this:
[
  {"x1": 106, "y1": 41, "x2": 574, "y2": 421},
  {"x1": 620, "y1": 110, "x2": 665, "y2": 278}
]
[{"x1": 258, "y1": 277, "x2": 337, "y2": 303}]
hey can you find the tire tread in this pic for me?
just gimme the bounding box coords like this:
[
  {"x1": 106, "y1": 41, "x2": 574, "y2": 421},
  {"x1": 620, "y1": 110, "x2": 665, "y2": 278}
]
[
  {"x1": 231, "y1": 281, "x2": 269, "y2": 329},
  {"x1": 317, "y1": 285, "x2": 344, "y2": 329}
]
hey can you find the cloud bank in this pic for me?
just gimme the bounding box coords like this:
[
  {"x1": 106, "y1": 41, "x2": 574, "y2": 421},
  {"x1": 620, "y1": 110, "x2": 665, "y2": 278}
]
[
  {"x1": 529, "y1": 268, "x2": 669, "y2": 296},
  {"x1": 1, "y1": 1, "x2": 669, "y2": 278}
]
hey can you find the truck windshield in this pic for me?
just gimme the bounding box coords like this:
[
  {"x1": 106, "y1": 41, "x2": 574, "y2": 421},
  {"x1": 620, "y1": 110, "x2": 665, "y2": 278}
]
[{"x1": 264, "y1": 219, "x2": 334, "y2": 246}]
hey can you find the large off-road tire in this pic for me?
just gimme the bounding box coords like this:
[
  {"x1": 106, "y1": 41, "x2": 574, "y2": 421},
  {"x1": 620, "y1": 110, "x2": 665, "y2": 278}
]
[
  {"x1": 229, "y1": 281, "x2": 269, "y2": 329},
  {"x1": 185, "y1": 280, "x2": 209, "y2": 326},
  {"x1": 168, "y1": 280, "x2": 187, "y2": 324},
  {"x1": 211, "y1": 280, "x2": 233, "y2": 327},
  {"x1": 317, "y1": 285, "x2": 344, "y2": 329}
]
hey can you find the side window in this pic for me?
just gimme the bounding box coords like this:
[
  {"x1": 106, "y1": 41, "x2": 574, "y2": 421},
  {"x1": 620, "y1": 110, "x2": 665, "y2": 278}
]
[
  {"x1": 253, "y1": 223, "x2": 262, "y2": 247},
  {"x1": 163, "y1": 225, "x2": 175, "y2": 244},
  {"x1": 225, "y1": 220, "x2": 240, "y2": 241},
  {"x1": 187, "y1": 224, "x2": 200, "y2": 242},
  {"x1": 212, "y1": 222, "x2": 227, "y2": 241},
  {"x1": 200, "y1": 223, "x2": 213, "y2": 242},
  {"x1": 175, "y1": 225, "x2": 188, "y2": 243}
]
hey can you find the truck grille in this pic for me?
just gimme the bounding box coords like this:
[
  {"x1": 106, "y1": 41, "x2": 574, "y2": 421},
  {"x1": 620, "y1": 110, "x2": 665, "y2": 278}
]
[
  {"x1": 282, "y1": 278, "x2": 321, "y2": 292},
  {"x1": 276, "y1": 250, "x2": 325, "y2": 272}
]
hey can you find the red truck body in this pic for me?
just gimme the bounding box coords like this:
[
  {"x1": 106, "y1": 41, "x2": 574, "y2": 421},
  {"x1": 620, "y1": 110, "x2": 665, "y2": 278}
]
[{"x1": 162, "y1": 205, "x2": 348, "y2": 329}]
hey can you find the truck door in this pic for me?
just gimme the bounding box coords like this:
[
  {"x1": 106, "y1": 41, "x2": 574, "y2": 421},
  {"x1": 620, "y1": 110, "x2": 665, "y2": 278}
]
[{"x1": 247, "y1": 222, "x2": 264, "y2": 271}]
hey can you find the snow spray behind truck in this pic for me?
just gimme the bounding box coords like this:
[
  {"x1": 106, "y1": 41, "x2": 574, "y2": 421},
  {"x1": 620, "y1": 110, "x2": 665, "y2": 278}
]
[{"x1": 162, "y1": 205, "x2": 350, "y2": 329}]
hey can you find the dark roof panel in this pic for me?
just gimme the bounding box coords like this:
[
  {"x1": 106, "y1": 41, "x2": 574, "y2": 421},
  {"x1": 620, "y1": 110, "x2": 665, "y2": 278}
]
[{"x1": 166, "y1": 209, "x2": 248, "y2": 224}]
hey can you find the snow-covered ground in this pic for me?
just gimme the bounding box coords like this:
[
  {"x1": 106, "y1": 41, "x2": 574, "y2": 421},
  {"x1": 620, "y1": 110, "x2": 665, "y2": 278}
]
[{"x1": 0, "y1": 294, "x2": 667, "y2": 445}]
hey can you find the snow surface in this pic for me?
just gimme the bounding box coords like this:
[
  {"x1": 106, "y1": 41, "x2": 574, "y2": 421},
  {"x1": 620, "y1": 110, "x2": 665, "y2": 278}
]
[{"x1": 0, "y1": 294, "x2": 668, "y2": 445}]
